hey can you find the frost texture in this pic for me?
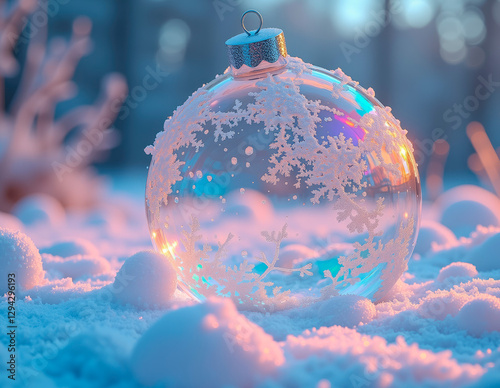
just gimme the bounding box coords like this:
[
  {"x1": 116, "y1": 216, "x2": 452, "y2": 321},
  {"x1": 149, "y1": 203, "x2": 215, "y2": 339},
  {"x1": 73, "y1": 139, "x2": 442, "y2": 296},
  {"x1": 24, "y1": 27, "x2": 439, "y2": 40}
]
[
  {"x1": 146, "y1": 56, "x2": 416, "y2": 310},
  {"x1": 175, "y1": 217, "x2": 313, "y2": 311}
]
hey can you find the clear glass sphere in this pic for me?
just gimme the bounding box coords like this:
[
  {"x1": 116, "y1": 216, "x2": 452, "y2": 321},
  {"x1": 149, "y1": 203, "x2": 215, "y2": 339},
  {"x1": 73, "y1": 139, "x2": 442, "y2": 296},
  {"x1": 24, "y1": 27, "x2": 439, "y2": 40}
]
[{"x1": 146, "y1": 56, "x2": 421, "y2": 312}]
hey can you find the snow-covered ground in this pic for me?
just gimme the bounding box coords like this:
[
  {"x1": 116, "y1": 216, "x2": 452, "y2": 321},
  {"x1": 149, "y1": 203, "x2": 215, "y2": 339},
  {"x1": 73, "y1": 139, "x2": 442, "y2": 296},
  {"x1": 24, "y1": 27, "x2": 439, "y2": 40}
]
[{"x1": 1, "y1": 173, "x2": 500, "y2": 388}]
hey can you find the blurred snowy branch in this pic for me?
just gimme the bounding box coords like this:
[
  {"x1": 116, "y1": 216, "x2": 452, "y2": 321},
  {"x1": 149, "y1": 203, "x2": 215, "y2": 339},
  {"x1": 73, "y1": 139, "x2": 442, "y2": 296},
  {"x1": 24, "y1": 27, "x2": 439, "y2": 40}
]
[{"x1": 0, "y1": 0, "x2": 128, "y2": 212}]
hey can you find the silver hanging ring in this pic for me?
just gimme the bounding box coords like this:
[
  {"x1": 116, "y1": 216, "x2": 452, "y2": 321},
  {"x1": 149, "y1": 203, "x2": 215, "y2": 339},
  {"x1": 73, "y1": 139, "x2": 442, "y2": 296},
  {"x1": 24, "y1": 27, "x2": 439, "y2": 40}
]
[{"x1": 241, "y1": 10, "x2": 263, "y2": 36}]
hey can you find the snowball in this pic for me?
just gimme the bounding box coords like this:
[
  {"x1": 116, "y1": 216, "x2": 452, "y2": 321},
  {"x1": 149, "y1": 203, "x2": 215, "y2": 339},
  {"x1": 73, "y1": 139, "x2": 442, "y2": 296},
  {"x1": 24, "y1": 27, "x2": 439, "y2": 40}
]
[
  {"x1": 131, "y1": 298, "x2": 284, "y2": 387},
  {"x1": 13, "y1": 193, "x2": 65, "y2": 226},
  {"x1": 0, "y1": 228, "x2": 44, "y2": 292},
  {"x1": 0, "y1": 212, "x2": 23, "y2": 232},
  {"x1": 437, "y1": 262, "x2": 478, "y2": 282},
  {"x1": 42, "y1": 254, "x2": 112, "y2": 280},
  {"x1": 468, "y1": 232, "x2": 500, "y2": 271},
  {"x1": 112, "y1": 250, "x2": 177, "y2": 309},
  {"x1": 315, "y1": 294, "x2": 376, "y2": 328},
  {"x1": 434, "y1": 185, "x2": 500, "y2": 237},
  {"x1": 40, "y1": 238, "x2": 99, "y2": 258},
  {"x1": 457, "y1": 295, "x2": 500, "y2": 336},
  {"x1": 414, "y1": 219, "x2": 457, "y2": 256}
]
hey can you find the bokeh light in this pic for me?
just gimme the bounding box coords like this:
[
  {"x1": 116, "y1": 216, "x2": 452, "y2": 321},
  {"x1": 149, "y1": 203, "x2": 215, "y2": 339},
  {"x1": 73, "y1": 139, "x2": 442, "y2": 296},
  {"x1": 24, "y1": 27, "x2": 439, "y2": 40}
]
[
  {"x1": 157, "y1": 18, "x2": 191, "y2": 66},
  {"x1": 403, "y1": 0, "x2": 435, "y2": 29},
  {"x1": 330, "y1": 0, "x2": 383, "y2": 37}
]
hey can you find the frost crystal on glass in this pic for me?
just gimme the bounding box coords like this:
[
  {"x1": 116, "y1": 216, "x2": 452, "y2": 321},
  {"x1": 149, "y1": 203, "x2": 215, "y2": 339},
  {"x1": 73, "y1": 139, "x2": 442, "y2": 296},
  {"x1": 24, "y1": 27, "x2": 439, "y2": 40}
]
[{"x1": 146, "y1": 56, "x2": 421, "y2": 312}]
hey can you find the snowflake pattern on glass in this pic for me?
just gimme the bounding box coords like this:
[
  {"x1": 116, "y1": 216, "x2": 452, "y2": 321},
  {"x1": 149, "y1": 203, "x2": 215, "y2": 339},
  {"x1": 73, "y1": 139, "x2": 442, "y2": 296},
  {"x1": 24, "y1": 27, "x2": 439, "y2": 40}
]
[{"x1": 146, "y1": 57, "x2": 421, "y2": 312}]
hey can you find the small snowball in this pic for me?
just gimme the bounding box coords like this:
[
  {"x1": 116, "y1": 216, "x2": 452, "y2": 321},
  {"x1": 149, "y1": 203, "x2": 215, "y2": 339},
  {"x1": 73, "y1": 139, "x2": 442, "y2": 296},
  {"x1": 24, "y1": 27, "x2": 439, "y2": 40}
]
[
  {"x1": 13, "y1": 193, "x2": 65, "y2": 226},
  {"x1": 414, "y1": 219, "x2": 457, "y2": 256},
  {"x1": 457, "y1": 295, "x2": 500, "y2": 336},
  {"x1": 42, "y1": 254, "x2": 112, "y2": 280},
  {"x1": 434, "y1": 185, "x2": 500, "y2": 237},
  {"x1": 469, "y1": 232, "x2": 500, "y2": 271},
  {"x1": 0, "y1": 212, "x2": 23, "y2": 232},
  {"x1": 112, "y1": 250, "x2": 177, "y2": 309},
  {"x1": 40, "y1": 238, "x2": 99, "y2": 258},
  {"x1": 0, "y1": 228, "x2": 44, "y2": 292},
  {"x1": 131, "y1": 298, "x2": 284, "y2": 387},
  {"x1": 316, "y1": 294, "x2": 376, "y2": 328},
  {"x1": 437, "y1": 262, "x2": 478, "y2": 282}
]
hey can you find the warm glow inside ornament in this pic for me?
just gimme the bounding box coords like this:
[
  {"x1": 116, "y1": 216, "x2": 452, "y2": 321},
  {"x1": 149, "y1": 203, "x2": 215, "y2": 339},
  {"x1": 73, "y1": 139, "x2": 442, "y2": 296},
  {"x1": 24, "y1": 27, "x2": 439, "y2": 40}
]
[{"x1": 146, "y1": 10, "x2": 421, "y2": 312}]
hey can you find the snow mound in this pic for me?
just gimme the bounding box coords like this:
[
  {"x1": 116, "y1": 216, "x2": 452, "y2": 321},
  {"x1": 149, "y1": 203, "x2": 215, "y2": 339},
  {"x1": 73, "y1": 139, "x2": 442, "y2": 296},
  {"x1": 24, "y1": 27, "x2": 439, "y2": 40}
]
[
  {"x1": 434, "y1": 185, "x2": 500, "y2": 237},
  {"x1": 437, "y1": 262, "x2": 478, "y2": 282},
  {"x1": 414, "y1": 219, "x2": 457, "y2": 256},
  {"x1": 40, "y1": 238, "x2": 100, "y2": 258},
  {"x1": 284, "y1": 327, "x2": 484, "y2": 387},
  {"x1": 418, "y1": 289, "x2": 471, "y2": 320},
  {"x1": 0, "y1": 227, "x2": 44, "y2": 292},
  {"x1": 0, "y1": 212, "x2": 23, "y2": 231},
  {"x1": 45, "y1": 330, "x2": 134, "y2": 387},
  {"x1": 457, "y1": 295, "x2": 500, "y2": 336},
  {"x1": 315, "y1": 294, "x2": 376, "y2": 328},
  {"x1": 42, "y1": 254, "x2": 112, "y2": 280},
  {"x1": 13, "y1": 193, "x2": 65, "y2": 226},
  {"x1": 468, "y1": 232, "x2": 500, "y2": 271},
  {"x1": 131, "y1": 298, "x2": 284, "y2": 387},
  {"x1": 86, "y1": 205, "x2": 127, "y2": 233},
  {"x1": 112, "y1": 250, "x2": 177, "y2": 309}
]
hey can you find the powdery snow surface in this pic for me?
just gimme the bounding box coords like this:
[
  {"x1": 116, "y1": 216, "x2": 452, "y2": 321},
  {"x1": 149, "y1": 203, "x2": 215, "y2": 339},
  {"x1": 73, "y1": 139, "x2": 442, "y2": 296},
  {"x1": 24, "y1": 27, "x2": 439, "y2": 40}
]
[{"x1": 0, "y1": 183, "x2": 499, "y2": 387}]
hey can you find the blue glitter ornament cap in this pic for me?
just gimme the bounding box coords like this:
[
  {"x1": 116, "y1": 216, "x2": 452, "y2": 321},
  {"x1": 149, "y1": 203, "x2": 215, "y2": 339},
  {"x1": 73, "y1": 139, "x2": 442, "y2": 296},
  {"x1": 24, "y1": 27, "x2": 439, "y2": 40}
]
[{"x1": 225, "y1": 10, "x2": 287, "y2": 69}]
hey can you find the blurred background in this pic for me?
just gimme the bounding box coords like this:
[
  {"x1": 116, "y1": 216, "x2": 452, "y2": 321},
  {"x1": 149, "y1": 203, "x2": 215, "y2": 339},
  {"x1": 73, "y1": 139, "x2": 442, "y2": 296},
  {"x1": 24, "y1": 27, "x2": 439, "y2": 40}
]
[{"x1": 3, "y1": 0, "x2": 500, "y2": 194}]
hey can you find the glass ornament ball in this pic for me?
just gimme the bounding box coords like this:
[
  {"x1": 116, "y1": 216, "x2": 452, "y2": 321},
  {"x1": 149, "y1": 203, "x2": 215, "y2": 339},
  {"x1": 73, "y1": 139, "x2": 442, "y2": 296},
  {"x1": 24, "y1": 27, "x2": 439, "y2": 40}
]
[{"x1": 145, "y1": 17, "x2": 421, "y2": 312}]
